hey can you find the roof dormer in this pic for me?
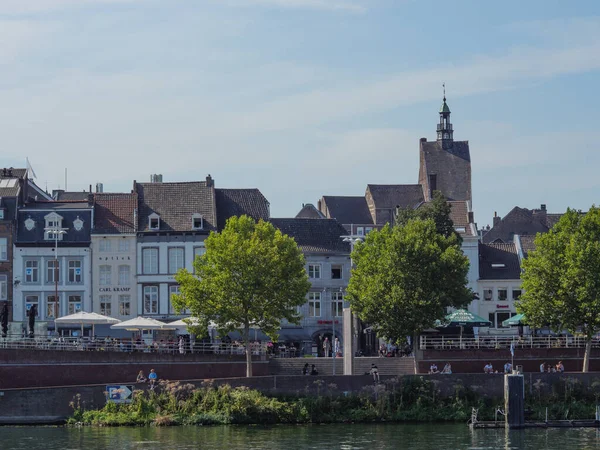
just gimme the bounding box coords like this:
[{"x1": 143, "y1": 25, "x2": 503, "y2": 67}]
[
  {"x1": 44, "y1": 212, "x2": 65, "y2": 240},
  {"x1": 148, "y1": 213, "x2": 160, "y2": 231},
  {"x1": 192, "y1": 213, "x2": 203, "y2": 230}
]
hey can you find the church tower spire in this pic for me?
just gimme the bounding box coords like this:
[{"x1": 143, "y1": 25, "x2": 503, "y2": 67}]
[{"x1": 437, "y1": 83, "x2": 453, "y2": 147}]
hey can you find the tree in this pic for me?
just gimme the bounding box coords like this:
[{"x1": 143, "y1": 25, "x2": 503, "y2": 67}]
[
  {"x1": 173, "y1": 215, "x2": 311, "y2": 377},
  {"x1": 519, "y1": 207, "x2": 600, "y2": 372},
  {"x1": 346, "y1": 218, "x2": 472, "y2": 346},
  {"x1": 395, "y1": 190, "x2": 459, "y2": 241}
]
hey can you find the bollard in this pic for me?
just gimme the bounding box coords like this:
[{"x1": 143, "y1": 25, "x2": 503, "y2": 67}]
[{"x1": 504, "y1": 373, "x2": 525, "y2": 429}]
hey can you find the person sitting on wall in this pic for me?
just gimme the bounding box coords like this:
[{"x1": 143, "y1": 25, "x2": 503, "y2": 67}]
[
  {"x1": 484, "y1": 363, "x2": 493, "y2": 374},
  {"x1": 310, "y1": 364, "x2": 318, "y2": 376},
  {"x1": 136, "y1": 370, "x2": 147, "y2": 383},
  {"x1": 504, "y1": 362, "x2": 512, "y2": 374},
  {"x1": 148, "y1": 368, "x2": 158, "y2": 389},
  {"x1": 442, "y1": 363, "x2": 452, "y2": 374},
  {"x1": 556, "y1": 361, "x2": 565, "y2": 373},
  {"x1": 540, "y1": 362, "x2": 546, "y2": 373},
  {"x1": 302, "y1": 363, "x2": 309, "y2": 375},
  {"x1": 429, "y1": 363, "x2": 439, "y2": 374},
  {"x1": 370, "y1": 364, "x2": 380, "y2": 382}
]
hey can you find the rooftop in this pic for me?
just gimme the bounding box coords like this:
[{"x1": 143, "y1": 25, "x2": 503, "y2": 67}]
[{"x1": 270, "y1": 218, "x2": 350, "y2": 254}]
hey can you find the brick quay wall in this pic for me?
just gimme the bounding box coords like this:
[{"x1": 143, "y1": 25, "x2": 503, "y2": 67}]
[
  {"x1": 0, "y1": 349, "x2": 268, "y2": 388},
  {"x1": 1, "y1": 373, "x2": 599, "y2": 424}
]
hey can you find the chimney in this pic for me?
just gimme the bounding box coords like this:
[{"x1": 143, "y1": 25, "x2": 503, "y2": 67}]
[
  {"x1": 468, "y1": 211, "x2": 474, "y2": 224},
  {"x1": 150, "y1": 174, "x2": 163, "y2": 183},
  {"x1": 420, "y1": 137, "x2": 427, "y2": 143},
  {"x1": 493, "y1": 211, "x2": 501, "y2": 227},
  {"x1": 205, "y1": 174, "x2": 214, "y2": 188},
  {"x1": 317, "y1": 199, "x2": 322, "y2": 213},
  {"x1": 96, "y1": 183, "x2": 104, "y2": 193},
  {"x1": 540, "y1": 204, "x2": 546, "y2": 211}
]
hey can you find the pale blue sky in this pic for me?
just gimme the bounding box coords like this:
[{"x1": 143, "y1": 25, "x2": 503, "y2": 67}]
[{"x1": 2, "y1": 0, "x2": 599, "y2": 227}]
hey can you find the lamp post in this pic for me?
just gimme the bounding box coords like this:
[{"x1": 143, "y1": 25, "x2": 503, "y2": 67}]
[
  {"x1": 342, "y1": 235, "x2": 363, "y2": 356},
  {"x1": 44, "y1": 227, "x2": 67, "y2": 334}
]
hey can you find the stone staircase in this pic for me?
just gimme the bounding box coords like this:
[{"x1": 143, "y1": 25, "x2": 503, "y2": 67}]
[{"x1": 269, "y1": 356, "x2": 415, "y2": 376}]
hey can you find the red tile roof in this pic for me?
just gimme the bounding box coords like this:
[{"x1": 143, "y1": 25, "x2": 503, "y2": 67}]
[{"x1": 93, "y1": 193, "x2": 137, "y2": 234}]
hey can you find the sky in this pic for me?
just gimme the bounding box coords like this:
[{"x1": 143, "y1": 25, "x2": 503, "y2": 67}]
[{"x1": 1, "y1": 0, "x2": 599, "y2": 227}]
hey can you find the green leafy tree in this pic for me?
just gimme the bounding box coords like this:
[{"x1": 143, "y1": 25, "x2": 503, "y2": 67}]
[
  {"x1": 346, "y1": 218, "x2": 472, "y2": 345},
  {"x1": 395, "y1": 190, "x2": 458, "y2": 241},
  {"x1": 173, "y1": 215, "x2": 311, "y2": 377},
  {"x1": 519, "y1": 207, "x2": 600, "y2": 372}
]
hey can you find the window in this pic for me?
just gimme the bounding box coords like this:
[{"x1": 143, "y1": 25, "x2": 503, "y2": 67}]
[
  {"x1": 25, "y1": 260, "x2": 39, "y2": 283},
  {"x1": 99, "y1": 265, "x2": 111, "y2": 286},
  {"x1": 192, "y1": 214, "x2": 203, "y2": 230},
  {"x1": 43, "y1": 212, "x2": 64, "y2": 240},
  {"x1": 0, "y1": 237, "x2": 7, "y2": 260},
  {"x1": 149, "y1": 214, "x2": 160, "y2": 230},
  {"x1": 46, "y1": 259, "x2": 59, "y2": 283},
  {"x1": 118, "y1": 239, "x2": 129, "y2": 252},
  {"x1": 168, "y1": 247, "x2": 185, "y2": 273},
  {"x1": 25, "y1": 295, "x2": 39, "y2": 317},
  {"x1": 46, "y1": 295, "x2": 58, "y2": 319},
  {"x1": 0, "y1": 209, "x2": 4, "y2": 220},
  {"x1": 118, "y1": 265, "x2": 130, "y2": 285},
  {"x1": 308, "y1": 292, "x2": 321, "y2": 317},
  {"x1": 169, "y1": 285, "x2": 182, "y2": 314},
  {"x1": 483, "y1": 289, "x2": 492, "y2": 301},
  {"x1": 68, "y1": 260, "x2": 82, "y2": 283},
  {"x1": 331, "y1": 264, "x2": 342, "y2": 280},
  {"x1": 99, "y1": 295, "x2": 112, "y2": 316},
  {"x1": 99, "y1": 239, "x2": 111, "y2": 252},
  {"x1": 512, "y1": 289, "x2": 522, "y2": 301},
  {"x1": 194, "y1": 246, "x2": 206, "y2": 259},
  {"x1": 498, "y1": 289, "x2": 508, "y2": 301},
  {"x1": 365, "y1": 227, "x2": 373, "y2": 234},
  {"x1": 142, "y1": 248, "x2": 158, "y2": 274},
  {"x1": 356, "y1": 227, "x2": 364, "y2": 236},
  {"x1": 119, "y1": 295, "x2": 131, "y2": 316},
  {"x1": 308, "y1": 264, "x2": 321, "y2": 279},
  {"x1": 0, "y1": 274, "x2": 6, "y2": 300},
  {"x1": 68, "y1": 295, "x2": 82, "y2": 314},
  {"x1": 331, "y1": 291, "x2": 343, "y2": 317},
  {"x1": 143, "y1": 286, "x2": 159, "y2": 314}
]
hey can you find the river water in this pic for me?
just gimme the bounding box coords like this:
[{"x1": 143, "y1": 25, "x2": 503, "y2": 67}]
[{"x1": 0, "y1": 424, "x2": 599, "y2": 449}]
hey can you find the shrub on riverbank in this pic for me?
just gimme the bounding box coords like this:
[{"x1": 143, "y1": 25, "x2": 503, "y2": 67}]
[
  {"x1": 69, "y1": 378, "x2": 497, "y2": 426},
  {"x1": 69, "y1": 376, "x2": 600, "y2": 426}
]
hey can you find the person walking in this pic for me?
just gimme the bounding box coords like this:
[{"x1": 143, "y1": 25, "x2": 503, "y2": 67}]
[
  {"x1": 334, "y1": 337, "x2": 340, "y2": 357},
  {"x1": 323, "y1": 337, "x2": 331, "y2": 358}
]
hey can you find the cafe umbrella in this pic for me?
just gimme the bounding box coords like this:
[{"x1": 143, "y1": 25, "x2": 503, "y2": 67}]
[
  {"x1": 443, "y1": 309, "x2": 492, "y2": 347},
  {"x1": 55, "y1": 311, "x2": 121, "y2": 336},
  {"x1": 502, "y1": 313, "x2": 527, "y2": 327}
]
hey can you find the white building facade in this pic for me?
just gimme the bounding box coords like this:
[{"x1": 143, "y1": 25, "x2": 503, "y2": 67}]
[{"x1": 13, "y1": 202, "x2": 93, "y2": 329}]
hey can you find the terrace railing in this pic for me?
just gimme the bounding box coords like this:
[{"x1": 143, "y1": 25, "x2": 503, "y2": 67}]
[
  {"x1": 419, "y1": 335, "x2": 596, "y2": 351},
  {"x1": 0, "y1": 336, "x2": 267, "y2": 355}
]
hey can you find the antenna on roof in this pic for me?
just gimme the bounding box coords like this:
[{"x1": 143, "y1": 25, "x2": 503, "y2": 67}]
[{"x1": 442, "y1": 82, "x2": 446, "y2": 101}]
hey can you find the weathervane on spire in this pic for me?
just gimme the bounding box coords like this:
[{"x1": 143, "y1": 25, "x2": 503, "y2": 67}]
[{"x1": 442, "y1": 82, "x2": 446, "y2": 101}]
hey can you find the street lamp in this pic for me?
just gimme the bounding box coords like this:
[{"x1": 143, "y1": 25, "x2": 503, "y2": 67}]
[
  {"x1": 44, "y1": 227, "x2": 67, "y2": 333},
  {"x1": 341, "y1": 235, "x2": 364, "y2": 360}
]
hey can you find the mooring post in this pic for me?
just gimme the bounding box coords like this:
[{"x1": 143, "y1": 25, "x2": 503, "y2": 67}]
[{"x1": 504, "y1": 373, "x2": 525, "y2": 429}]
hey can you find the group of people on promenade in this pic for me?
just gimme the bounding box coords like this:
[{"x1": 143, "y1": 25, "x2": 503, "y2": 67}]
[
  {"x1": 483, "y1": 362, "x2": 514, "y2": 374},
  {"x1": 301, "y1": 363, "x2": 319, "y2": 375},
  {"x1": 540, "y1": 361, "x2": 565, "y2": 373},
  {"x1": 428, "y1": 362, "x2": 452, "y2": 374}
]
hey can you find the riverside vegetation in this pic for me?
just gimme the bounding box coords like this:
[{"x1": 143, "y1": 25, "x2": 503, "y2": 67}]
[{"x1": 68, "y1": 376, "x2": 600, "y2": 426}]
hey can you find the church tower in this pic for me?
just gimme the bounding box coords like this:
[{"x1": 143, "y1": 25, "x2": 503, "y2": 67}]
[
  {"x1": 418, "y1": 89, "x2": 471, "y2": 203},
  {"x1": 437, "y1": 91, "x2": 454, "y2": 147}
]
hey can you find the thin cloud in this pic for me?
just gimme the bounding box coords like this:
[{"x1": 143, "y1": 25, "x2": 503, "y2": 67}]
[{"x1": 220, "y1": 0, "x2": 368, "y2": 13}]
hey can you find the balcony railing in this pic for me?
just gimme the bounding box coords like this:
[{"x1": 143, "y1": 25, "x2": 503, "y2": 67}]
[
  {"x1": 419, "y1": 334, "x2": 596, "y2": 351},
  {"x1": 436, "y1": 123, "x2": 453, "y2": 131}
]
